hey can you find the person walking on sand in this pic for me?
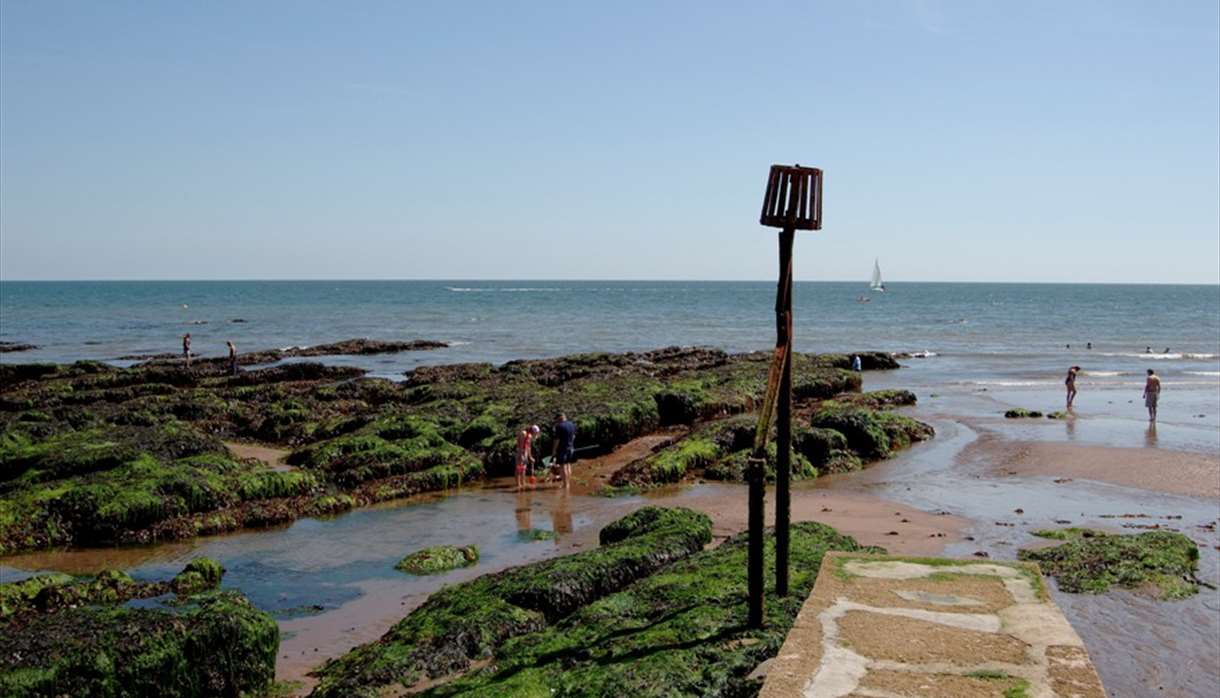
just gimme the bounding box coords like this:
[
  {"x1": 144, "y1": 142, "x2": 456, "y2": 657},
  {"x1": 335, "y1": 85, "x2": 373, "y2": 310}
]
[
  {"x1": 1143, "y1": 369, "x2": 1161, "y2": 422},
  {"x1": 182, "y1": 333, "x2": 192, "y2": 368},
  {"x1": 552, "y1": 413, "x2": 577, "y2": 486},
  {"x1": 226, "y1": 341, "x2": 238, "y2": 376},
  {"x1": 1064, "y1": 366, "x2": 1081, "y2": 408},
  {"x1": 515, "y1": 425, "x2": 540, "y2": 491}
]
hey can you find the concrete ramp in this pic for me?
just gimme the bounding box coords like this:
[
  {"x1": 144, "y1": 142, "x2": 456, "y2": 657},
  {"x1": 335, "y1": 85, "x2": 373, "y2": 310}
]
[{"x1": 760, "y1": 552, "x2": 1105, "y2": 698}]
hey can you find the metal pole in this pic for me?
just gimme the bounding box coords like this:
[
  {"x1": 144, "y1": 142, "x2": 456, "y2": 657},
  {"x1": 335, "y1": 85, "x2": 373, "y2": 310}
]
[
  {"x1": 775, "y1": 226, "x2": 794, "y2": 597},
  {"x1": 747, "y1": 454, "x2": 765, "y2": 627}
]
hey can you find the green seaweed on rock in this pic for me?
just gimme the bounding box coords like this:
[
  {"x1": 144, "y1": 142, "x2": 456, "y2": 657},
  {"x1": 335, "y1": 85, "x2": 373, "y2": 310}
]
[
  {"x1": 423, "y1": 521, "x2": 885, "y2": 697},
  {"x1": 0, "y1": 591, "x2": 278, "y2": 698},
  {"x1": 396, "y1": 545, "x2": 480, "y2": 575},
  {"x1": 1019, "y1": 528, "x2": 1201, "y2": 599},
  {"x1": 309, "y1": 506, "x2": 713, "y2": 698}
]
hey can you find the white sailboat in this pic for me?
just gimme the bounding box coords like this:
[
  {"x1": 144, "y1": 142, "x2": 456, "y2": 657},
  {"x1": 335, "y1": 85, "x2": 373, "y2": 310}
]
[{"x1": 870, "y1": 258, "x2": 886, "y2": 292}]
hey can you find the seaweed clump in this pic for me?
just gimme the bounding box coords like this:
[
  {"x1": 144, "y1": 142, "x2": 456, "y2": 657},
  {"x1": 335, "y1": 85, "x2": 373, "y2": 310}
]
[
  {"x1": 0, "y1": 561, "x2": 274, "y2": 698},
  {"x1": 0, "y1": 591, "x2": 278, "y2": 698},
  {"x1": 1018, "y1": 528, "x2": 1201, "y2": 599},
  {"x1": 396, "y1": 545, "x2": 480, "y2": 575},
  {"x1": 1004, "y1": 409, "x2": 1043, "y2": 418},
  {"x1": 1, "y1": 557, "x2": 225, "y2": 620},
  {"x1": 309, "y1": 506, "x2": 713, "y2": 698},
  {"x1": 422, "y1": 521, "x2": 885, "y2": 697}
]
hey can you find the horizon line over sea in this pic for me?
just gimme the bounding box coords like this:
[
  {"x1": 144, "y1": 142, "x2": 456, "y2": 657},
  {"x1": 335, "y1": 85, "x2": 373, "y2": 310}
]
[
  {"x1": 3, "y1": 278, "x2": 1219, "y2": 286},
  {"x1": 2, "y1": 281, "x2": 1217, "y2": 390}
]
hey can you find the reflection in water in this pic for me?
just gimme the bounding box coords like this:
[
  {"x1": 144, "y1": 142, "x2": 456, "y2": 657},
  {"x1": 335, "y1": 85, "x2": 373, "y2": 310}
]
[
  {"x1": 1064, "y1": 414, "x2": 1077, "y2": 440},
  {"x1": 515, "y1": 490, "x2": 533, "y2": 532},
  {"x1": 1145, "y1": 422, "x2": 1158, "y2": 448},
  {"x1": 552, "y1": 491, "x2": 573, "y2": 535}
]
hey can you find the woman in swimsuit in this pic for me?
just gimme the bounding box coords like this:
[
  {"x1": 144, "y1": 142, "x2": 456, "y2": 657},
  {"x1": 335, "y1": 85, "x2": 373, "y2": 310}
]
[{"x1": 1064, "y1": 366, "x2": 1081, "y2": 409}]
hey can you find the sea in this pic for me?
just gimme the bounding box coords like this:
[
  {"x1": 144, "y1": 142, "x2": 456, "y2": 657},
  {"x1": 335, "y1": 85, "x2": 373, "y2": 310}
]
[{"x1": 2, "y1": 280, "x2": 1217, "y2": 384}]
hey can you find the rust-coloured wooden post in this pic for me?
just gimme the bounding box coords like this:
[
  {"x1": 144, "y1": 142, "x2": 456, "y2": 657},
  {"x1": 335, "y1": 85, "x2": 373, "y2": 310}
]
[{"x1": 751, "y1": 164, "x2": 822, "y2": 625}]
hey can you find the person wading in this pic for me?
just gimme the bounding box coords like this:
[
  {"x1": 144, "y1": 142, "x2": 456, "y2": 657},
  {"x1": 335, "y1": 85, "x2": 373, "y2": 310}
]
[
  {"x1": 515, "y1": 425, "x2": 539, "y2": 491},
  {"x1": 1143, "y1": 369, "x2": 1161, "y2": 422},
  {"x1": 551, "y1": 414, "x2": 577, "y2": 487},
  {"x1": 1064, "y1": 365, "x2": 1081, "y2": 409}
]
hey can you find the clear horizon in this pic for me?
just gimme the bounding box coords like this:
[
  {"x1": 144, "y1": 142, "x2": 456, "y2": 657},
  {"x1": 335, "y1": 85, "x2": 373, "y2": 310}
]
[
  {"x1": 2, "y1": 278, "x2": 1218, "y2": 286},
  {"x1": 2, "y1": 2, "x2": 1218, "y2": 284}
]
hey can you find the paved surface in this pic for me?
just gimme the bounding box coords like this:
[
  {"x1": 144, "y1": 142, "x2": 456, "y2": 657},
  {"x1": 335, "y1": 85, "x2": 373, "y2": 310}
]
[{"x1": 761, "y1": 552, "x2": 1106, "y2": 698}]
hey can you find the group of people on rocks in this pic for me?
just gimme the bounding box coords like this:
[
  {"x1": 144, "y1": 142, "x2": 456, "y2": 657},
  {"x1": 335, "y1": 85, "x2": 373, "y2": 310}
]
[
  {"x1": 1064, "y1": 365, "x2": 1162, "y2": 422},
  {"x1": 515, "y1": 414, "x2": 578, "y2": 491},
  {"x1": 180, "y1": 333, "x2": 239, "y2": 375}
]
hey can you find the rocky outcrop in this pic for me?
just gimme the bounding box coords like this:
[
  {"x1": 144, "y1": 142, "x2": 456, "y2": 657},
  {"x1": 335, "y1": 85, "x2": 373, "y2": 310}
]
[
  {"x1": 0, "y1": 590, "x2": 277, "y2": 697},
  {"x1": 413, "y1": 520, "x2": 883, "y2": 697},
  {"x1": 310, "y1": 507, "x2": 713, "y2": 698},
  {"x1": 1019, "y1": 528, "x2": 1202, "y2": 599},
  {"x1": 0, "y1": 342, "x2": 37, "y2": 354},
  {"x1": 396, "y1": 545, "x2": 480, "y2": 575},
  {"x1": 0, "y1": 348, "x2": 899, "y2": 554},
  {"x1": 608, "y1": 390, "x2": 933, "y2": 489}
]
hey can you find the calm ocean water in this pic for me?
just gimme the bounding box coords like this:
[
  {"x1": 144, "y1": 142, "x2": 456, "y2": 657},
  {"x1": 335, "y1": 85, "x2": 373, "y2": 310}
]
[{"x1": 2, "y1": 281, "x2": 1218, "y2": 388}]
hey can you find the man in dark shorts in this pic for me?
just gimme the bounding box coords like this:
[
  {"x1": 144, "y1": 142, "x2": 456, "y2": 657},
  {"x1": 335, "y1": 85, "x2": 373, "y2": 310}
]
[{"x1": 552, "y1": 413, "x2": 577, "y2": 485}]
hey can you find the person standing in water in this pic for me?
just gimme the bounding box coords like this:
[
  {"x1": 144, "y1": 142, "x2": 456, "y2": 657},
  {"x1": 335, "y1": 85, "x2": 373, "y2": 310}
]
[
  {"x1": 515, "y1": 425, "x2": 539, "y2": 491},
  {"x1": 1143, "y1": 369, "x2": 1161, "y2": 422},
  {"x1": 1064, "y1": 366, "x2": 1081, "y2": 408},
  {"x1": 226, "y1": 341, "x2": 238, "y2": 376},
  {"x1": 552, "y1": 413, "x2": 577, "y2": 486},
  {"x1": 182, "y1": 333, "x2": 192, "y2": 368}
]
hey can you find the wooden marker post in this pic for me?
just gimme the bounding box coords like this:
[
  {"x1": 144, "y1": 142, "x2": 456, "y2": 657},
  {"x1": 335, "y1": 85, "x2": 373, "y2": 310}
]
[{"x1": 749, "y1": 164, "x2": 823, "y2": 626}]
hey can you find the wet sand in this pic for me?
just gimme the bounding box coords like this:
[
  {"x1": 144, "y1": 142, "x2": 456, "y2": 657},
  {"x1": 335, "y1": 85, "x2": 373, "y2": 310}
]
[
  {"x1": 225, "y1": 441, "x2": 294, "y2": 471},
  {"x1": 985, "y1": 440, "x2": 1220, "y2": 499}
]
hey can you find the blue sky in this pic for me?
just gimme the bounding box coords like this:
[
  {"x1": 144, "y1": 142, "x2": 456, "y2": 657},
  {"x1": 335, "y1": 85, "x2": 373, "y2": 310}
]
[{"x1": 2, "y1": 1, "x2": 1217, "y2": 283}]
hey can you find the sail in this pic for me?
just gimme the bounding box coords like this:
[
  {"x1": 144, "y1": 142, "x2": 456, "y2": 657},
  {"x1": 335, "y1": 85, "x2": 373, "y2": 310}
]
[{"x1": 870, "y1": 259, "x2": 884, "y2": 290}]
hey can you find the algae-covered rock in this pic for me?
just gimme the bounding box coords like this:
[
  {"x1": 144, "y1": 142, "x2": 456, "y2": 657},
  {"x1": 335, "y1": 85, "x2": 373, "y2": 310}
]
[
  {"x1": 516, "y1": 529, "x2": 558, "y2": 542},
  {"x1": 396, "y1": 545, "x2": 480, "y2": 574},
  {"x1": 1018, "y1": 528, "x2": 1201, "y2": 599},
  {"x1": 809, "y1": 405, "x2": 934, "y2": 461},
  {"x1": 2, "y1": 559, "x2": 228, "y2": 620},
  {"x1": 0, "y1": 590, "x2": 278, "y2": 697},
  {"x1": 171, "y1": 557, "x2": 226, "y2": 594},
  {"x1": 309, "y1": 506, "x2": 712, "y2": 698},
  {"x1": 1004, "y1": 408, "x2": 1044, "y2": 418},
  {"x1": 424, "y1": 522, "x2": 884, "y2": 697},
  {"x1": 0, "y1": 573, "x2": 74, "y2": 619},
  {"x1": 2, "y1": 346, "x2": 917, "y2": 554}
]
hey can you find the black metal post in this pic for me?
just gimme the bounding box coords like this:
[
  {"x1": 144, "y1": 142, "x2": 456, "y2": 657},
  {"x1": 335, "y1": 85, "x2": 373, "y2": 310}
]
[
  {"x1": 747, "y1": 455, "x2": 765, "y2": 627},
  {"x1": 775, "y1": 227, "x2": 794, "y2": 597}
]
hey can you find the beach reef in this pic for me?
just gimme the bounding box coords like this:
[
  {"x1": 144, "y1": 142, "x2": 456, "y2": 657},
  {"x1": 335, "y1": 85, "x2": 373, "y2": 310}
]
[
  {"x1": 310, "y1": 506, "x2": 884, "y2": 697},
  {"x1": 0, "y1": 561, "x2": 278, "y2": 697},
  {"x1": 0, "y1": 343, "x2": 927, "y2": 555}
]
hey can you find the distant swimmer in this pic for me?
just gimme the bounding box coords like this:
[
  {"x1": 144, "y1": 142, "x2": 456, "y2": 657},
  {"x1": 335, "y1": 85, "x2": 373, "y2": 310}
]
[
  {"x1": 1146, "y1": 346, "x2": 1152, "y2": 354},
  {"x1": 1086, "y1": 342, "x2": 1092, "y2": 350},
  {"x1": 1065, "y1": 344, "x2": 1071, "y2": 349},
  {"x1": 1143, "y1": 369, "x2": 1161, "y2": 421},
  {"x1": 1163, "y1": 347, "x2": 1171, "y2": 354},
  {"x1": 182, "y1": 333, "x2": 192, "y2": 368},
  {"x1": 226, "y1": 341, "x2": 238, "y2": 376},
  {"x1": 1064, "y1": 366, "x2": 1081, "y2": 409}
]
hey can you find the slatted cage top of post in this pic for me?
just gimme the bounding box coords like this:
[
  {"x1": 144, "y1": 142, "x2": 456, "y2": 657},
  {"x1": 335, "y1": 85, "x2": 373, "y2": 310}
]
[{"x1": 760, "y1": 164, "x2": 823, "y2": 230}]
